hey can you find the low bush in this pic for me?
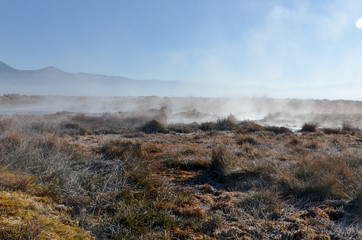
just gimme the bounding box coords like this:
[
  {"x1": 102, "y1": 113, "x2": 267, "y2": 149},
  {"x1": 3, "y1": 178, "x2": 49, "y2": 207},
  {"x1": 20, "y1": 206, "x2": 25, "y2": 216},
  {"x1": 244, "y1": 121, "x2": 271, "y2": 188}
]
[
  {"x1": 264, "y1": 126, "x2": 292, "y2": 134},
  {"x1": 238, "y1": 121, "x2": 263, "y2": 133},
  {"x1": 199, "y1": 122, "x2": 215, "y2": 131},
  {"x1": 207, "y1": 146, "x2": 230, "y2": 179},
  {"x1": 140, "y1": 120, "x2": 167, "y2": 134},
  {"x1": 168, "y1": 123, "x2": 198, "y2": 133},
  {"x1": 342, "y1": 122, "x2": 360, "y2": 134},
  {"x1": 301, "y1": 123, "x2": 318, "y2": 132},
  {"x1": 323, "y1": 128, "x2": 341, "y2": 134},
  {"x1": 214, "y1": 115, "x2": 238, "y2": 131}
]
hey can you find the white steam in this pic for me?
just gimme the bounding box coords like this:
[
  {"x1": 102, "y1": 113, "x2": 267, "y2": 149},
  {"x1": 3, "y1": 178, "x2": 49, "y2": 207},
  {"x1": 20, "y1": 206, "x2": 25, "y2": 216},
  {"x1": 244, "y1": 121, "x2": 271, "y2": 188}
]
[{"x1": 1, "y1": 95, "x2": 362, "y2": 129}]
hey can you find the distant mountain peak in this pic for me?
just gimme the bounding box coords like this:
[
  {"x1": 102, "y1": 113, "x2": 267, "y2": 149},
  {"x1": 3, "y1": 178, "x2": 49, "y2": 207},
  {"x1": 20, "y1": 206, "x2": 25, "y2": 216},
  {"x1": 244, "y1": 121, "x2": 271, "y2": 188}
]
[
  {"x1": 38, "y1": 66, "x2": 64, "y2": 73},
  {"x1": 0, "y1": 61, "x2": 17, "y2": 72}
]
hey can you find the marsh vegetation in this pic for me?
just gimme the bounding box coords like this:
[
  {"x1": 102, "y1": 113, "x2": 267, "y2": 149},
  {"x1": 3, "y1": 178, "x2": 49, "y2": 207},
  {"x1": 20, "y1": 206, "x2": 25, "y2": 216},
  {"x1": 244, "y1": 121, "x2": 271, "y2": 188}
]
[{"x1": 0, "y1": 112, "x2": 361, "y2": 239}]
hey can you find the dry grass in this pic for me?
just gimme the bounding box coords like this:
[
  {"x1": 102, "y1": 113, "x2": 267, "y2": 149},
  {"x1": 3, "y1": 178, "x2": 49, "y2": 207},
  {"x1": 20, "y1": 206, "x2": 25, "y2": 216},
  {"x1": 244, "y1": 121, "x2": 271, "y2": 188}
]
[
  {"x1": 354, "y1": 189, "x2": 362, "y2": 216},
  {"x1": 208, "y1": 146, "x2": 229, "y2": 179},
  {"x1": 236, "y1": 135, "x2": 260, "y2": 146},
  {"x1": 140, "y1": 120, "x2": 167, "y2": 133},
  {"x1": 0, "y1": 113, "x2": 361, "y2": 239},
  {"x1": 238, "y1": 190, "x2": 281, "y2": 219},
  {"x1": 100, "y1": 139, "x2": 143, "y2": 159},
  {"x1": 0, "y1": 190, "x2": 91, "y2": 239},
  {"x1": 323, "y1": 127, "x2": 342, "y2": 134},
  {"x1": 214, "y1": 115, "x2": 238, "y2": 131},
  {"x1": 301, "y1": 122, "x2": 318, "y2": 132}
]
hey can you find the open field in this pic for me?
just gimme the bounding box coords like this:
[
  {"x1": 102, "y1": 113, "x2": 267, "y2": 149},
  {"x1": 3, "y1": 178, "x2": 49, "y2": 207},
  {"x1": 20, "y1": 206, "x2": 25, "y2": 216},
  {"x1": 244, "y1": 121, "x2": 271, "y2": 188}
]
[{"x1": 0, "y1": 110, "x2": 361, "y2": 239}]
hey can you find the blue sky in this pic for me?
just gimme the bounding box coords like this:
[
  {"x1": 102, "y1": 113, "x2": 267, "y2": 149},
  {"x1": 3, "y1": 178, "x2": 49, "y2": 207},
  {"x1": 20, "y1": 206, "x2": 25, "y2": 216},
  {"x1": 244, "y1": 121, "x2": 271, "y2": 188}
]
[{"x1": 1, "y1": 0, "x2": 362, "y2": 93}]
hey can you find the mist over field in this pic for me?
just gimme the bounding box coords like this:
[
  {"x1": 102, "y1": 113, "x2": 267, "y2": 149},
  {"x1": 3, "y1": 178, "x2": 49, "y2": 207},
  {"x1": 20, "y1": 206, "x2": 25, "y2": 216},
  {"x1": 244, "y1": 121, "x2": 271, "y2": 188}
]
[
  {"x1": 2, "y1": 60, "x2": 362, "y2": 130},
  {"x1": 2, "y1": 94, "x2": 362, "y2": 130},
  {"x1": 2, "y1": 1, "x2": 362, "y2": 239}
]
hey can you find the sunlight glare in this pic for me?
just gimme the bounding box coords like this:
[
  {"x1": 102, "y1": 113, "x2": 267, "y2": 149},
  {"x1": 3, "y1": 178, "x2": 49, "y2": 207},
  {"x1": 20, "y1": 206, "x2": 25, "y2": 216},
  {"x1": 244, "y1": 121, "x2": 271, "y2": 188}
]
[{"x1": 356, "y1": 18, "x2": 362, "y2": 29}]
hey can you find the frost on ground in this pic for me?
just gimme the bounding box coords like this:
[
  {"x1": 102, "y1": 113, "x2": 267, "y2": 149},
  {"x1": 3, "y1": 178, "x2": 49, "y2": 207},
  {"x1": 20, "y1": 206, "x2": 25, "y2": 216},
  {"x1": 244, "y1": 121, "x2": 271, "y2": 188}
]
[{"x1": 0, "y1": 111, "x2": 361, "y2": 239}]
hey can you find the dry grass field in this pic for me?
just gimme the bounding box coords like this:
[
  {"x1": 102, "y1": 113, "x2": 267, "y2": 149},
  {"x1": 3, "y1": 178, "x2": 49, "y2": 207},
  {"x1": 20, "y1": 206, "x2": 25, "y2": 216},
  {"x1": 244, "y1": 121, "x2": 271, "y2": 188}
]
[{"x1": 0, "y1": 112, "x2": 361, "y2": 239}]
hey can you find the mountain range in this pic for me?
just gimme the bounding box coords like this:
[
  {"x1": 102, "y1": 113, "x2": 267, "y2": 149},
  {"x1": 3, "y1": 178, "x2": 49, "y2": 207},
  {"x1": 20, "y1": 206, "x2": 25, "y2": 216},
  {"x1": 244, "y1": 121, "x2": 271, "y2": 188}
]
[
  {"x1": 0, "y1": 61, "x2": 191, "y2": 96},
  {"x1": 1, "y1": 61, "x2": 361, "y2": 100},
  {"x1": 0, "y1": 61, "x2": 280, "y2": 97}
]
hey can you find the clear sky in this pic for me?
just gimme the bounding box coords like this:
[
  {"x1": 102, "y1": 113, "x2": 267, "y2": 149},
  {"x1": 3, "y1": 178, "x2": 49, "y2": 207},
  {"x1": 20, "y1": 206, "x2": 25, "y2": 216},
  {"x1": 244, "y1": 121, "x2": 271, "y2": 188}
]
[{"x1": 1, "y1": 0, "x2": 362, "y2": 91}]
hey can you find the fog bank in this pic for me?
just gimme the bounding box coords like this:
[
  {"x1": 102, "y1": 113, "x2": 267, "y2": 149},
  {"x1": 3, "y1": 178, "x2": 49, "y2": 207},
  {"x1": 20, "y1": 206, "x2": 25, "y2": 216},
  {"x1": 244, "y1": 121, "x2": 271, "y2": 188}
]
[{"x1": 2, "y1": 95, "x2": 362, "y2": 130}]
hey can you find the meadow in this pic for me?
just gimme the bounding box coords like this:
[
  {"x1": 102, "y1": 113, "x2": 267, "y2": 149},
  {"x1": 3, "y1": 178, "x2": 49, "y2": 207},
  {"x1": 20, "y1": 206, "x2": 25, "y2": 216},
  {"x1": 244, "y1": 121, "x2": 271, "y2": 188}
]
[{"x1": 0, "y1": 110, "x2": 361, "y2": 239}]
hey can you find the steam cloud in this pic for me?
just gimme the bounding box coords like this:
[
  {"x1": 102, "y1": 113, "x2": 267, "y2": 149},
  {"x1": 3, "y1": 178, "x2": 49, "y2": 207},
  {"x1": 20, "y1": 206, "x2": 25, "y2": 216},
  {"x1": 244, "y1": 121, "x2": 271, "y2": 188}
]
[{"x1": 1, "y1": 95, "x2": 362, "y2": 130}]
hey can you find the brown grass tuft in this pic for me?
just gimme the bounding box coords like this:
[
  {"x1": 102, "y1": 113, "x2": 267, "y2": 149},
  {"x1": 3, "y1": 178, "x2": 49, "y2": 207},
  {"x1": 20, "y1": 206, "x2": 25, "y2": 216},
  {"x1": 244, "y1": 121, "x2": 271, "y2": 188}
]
[
  {"x1": 239, "y1": 190, "x2": 281, "y2": 218},
  {"x1": 301, "y1": 122, "x2": 318, "y2": 132},
  {"x1": 264, "y1": 126, "x2": 292, "y2": 134},
  {"x1": 208, "y1": 146, "x2": 229, "y2": 179},
  {"x1": 342, "y1": 122, "x2": 360, "y2": 134},
  {"x1": 214, "y1": 115, "x2": 238, "y2": 131},
  {"x1": 101, "y1": 140, "x2": 143, "y2": 160},
  {"x1": 0, "y1": 118, "x2": 13, "y2": 131},
  {"x1": 323, "y1": 127, "x2": 341, "y2": 134},
  {"x1": 140, "y1": 120, "x2": 167, "y2": 133},
  {"x1": 236, "y1": 135, "x2": 259, "y2": 146},
  {"x1": 238, "y1": 121, "x2": 263, "y2": 133},
  {"x1": 199, "y1": 122, "x2": 215, "y2": 131},
  {"x1": 61, "y1": 122, "x2": 87, "y2": 135}
]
